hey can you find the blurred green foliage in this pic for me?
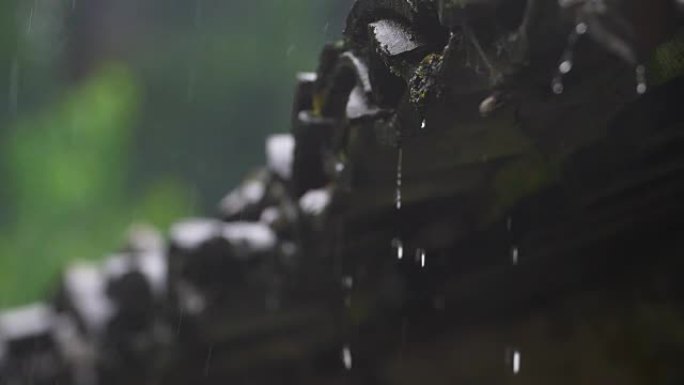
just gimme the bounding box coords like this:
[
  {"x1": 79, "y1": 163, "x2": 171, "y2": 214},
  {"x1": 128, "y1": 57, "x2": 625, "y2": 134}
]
[
  {"x1": 0, "y1": 0, "x2": 347, "y2": 307},
  {"x1": 0, "y1": 66, "x2": 191, "y2": 308}
]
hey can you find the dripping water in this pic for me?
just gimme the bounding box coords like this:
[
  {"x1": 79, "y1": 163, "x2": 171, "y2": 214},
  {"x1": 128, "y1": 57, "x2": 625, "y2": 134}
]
[
  {"x1": 575, "y1": 21, "x2": 588, "y2": 35},
  {"x1": 176, "y1": 307, "x2": 184, "y2": 335},
  {"x1": 420, "y1": 119, "x2": 426, "y2": 129},
  {"x1": 416, "y1": 248, "x2": 426, "y2": 268},
  {"x1": 341, "y1": 345, "x2": 352, "y2": 370},
  {"x1": 342, "y1": 276, "x2": 353, "y2": 307},
  {"x1": 511, "y1": 246, "x2": 519, "y2": 266},
  {"x1": 27, "y1": 0, "x2": 35, "y2": 34},
  {"x1": 395, "y1": 147, "x2": 403, "y2": 210},
  {"x1": 551, "y1": 22, "x2": 587, "y2": 94},
  {"x1": 342, "y1": 276, "x2": 353, "y2": 289},
  {"x1": 636, "y1": 64, "x2": 647, "y2": 95},
  {"x1": 552, "y1": 77, "x2": 564, "y2": 94},
  {"x1": 391, "y1": 238, "x2": 404, "y2": 260},
  {"x1": 203, "y1": 344, "x2": 214, "y2": 377},
  {"x1": 559, "y1": 60, "x2": 573, "y2": 74},
  {"x1": 512, "y1": 349, "x2": 521, "y2": 374}
]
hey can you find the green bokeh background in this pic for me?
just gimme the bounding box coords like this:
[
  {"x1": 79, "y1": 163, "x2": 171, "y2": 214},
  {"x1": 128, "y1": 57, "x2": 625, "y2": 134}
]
[{"x1": 0, "y1": 0, "x2": 349, "y2": 308}]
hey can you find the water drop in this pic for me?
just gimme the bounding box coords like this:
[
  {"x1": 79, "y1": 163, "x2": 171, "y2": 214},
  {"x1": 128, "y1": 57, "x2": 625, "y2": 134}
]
[
  {"x1": 479, "y1": 93, "x2": 502, "y2": 117},
  {"x1": 335, "y1": 162, "x2": 345, "y2": 173},
  {"x1": 552, "y1": 77, "x2": 564, "y2": 94},
  {"x1": 341, "y1": 276, "x2": 353, "y2": 289},
  {"x1": 512, "y1": 350, "x2": 521, "y2": 374},
  {"x1": 575, "y1": 22, "x2": 588, "y2": 35},
  {"x1": 636, "y1": 83, "x2": 647, "y2": 95},
  {"x1": 395, "y1": 148, "x2": 403, "y2": 210},
  {"x1": 511, "y1": 246, "x2": 519, "y2": 265},
  {"x1": 552, "y1": 23, "x2": 585, "y2": 94},
  {"x1": 559, "y1": 60, "x2": 573, "y2": 74},
  {"x1": 416, "y1": 248, "x2": 426, "y2": 268},
  {"x1": 506, "y1": 216, "x2": 512, "y2": 231},
  {"x1": 635, "y1": 64, "x2": 647, "y2": 95},
  {"x1": 27, "y1": 3, "x2": 34, "y2": 34},
  {"x1": 342, "y1": 345, "x2": 352, "y2": 370},
  {"x1": 420, "y1": 119, "x2": 426, "y2": 129},
  {"x1": 391, "y1": 238, "x2": 404, "y2": 260}
]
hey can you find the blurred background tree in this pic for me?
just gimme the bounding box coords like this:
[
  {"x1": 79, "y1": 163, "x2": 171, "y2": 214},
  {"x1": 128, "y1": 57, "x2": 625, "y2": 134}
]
[{"x1": 0, "y1": 0, "x2": 349, "y2": 308}]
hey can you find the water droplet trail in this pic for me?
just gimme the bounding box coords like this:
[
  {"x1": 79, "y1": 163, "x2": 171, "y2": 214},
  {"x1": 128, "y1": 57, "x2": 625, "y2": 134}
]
[
  {"x1": 512, "y1": 349, "x2": 521, "y2": 374},
  {"x1": 342, "y1": 345, "x2": 352, "y2": 370},
  {"x1": 636, "y1": 64, "x2": 647, "y2": 94},
  {"x1": 416, "y1": 248, "x2": 426, "y2": 268},
  {"x1": 392, "y1": 238, "x2": 404, "y2": 260},
  {"x1": 511, "y1": 246, "x2": 519, "y2": 265},
  {"x1": 204, "y1": 345, "x2": 214, "y2": 377},
  {"x1": 395, "y1": 147, "x2": 403, "y2": 210},
  {"x1": 551, "y1": 22, "x2": 586, "y2": 94}
]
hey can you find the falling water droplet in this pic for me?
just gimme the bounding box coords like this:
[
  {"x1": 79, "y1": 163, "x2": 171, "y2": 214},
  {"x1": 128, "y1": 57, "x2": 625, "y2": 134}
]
[
  {"x1": 559, "y1": 60, "x2": 573, "y2": 74},
  {"x1": 27, "y1": 3, "x2": 34, "y2": 34},
  {"x1": 552, "y1": 77, "x2": 564, "y2": 94},
  {"x1": 552, "y1": 23, "x2": 585, "y2": 94},
  {"x1": 176, "y1": 307, "x2": 184, "y2": 335},
  {"x1": 636, "y1": 65, "x2": 647, "y2": 95},
  {"x1": 575, "y1": 22, "x2": 588, "y2": 35},
  {"x1": 335, "y1": 162, "x2": 345, "y2": 173},
  {"x1": 391, "y1": 238, "x2": 404, "y2": 260},
  {"x1": 420, "y1": 119, "x2": 426, "y2": 129},
  {"x1": 342, "y1": 276, "x2": 353, "y2": 307},
  {"x1": 204, "y1": 345, "x2": 214, "y2": 377},
  {"x1": 636, "y1": 83, "x2": 647, "y2": 95},
  {"x1": 342, "y1": 345, "x2": 352, "y2": 370},
  {"x1": 342, "y1": 276, "x2": 353, "y2": 289},
  {"x1": 511, "y1": 246, "x2": 519, "y2": 265},
  {"x1": 416, "y1": 248, "x2": 426, "y2": 268},
  {"x1": 512, "y1": 349, "x2": 521, "y2": 374},
  {"x1": 395, "y1": 148, "x2": 403, "y2": 210},
  {"x1": 506, "y1": 216, "x2": 512, "y2": 232},
  {"x1": 8, "y1": 56, "x2": 19, "y2": 116}
]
